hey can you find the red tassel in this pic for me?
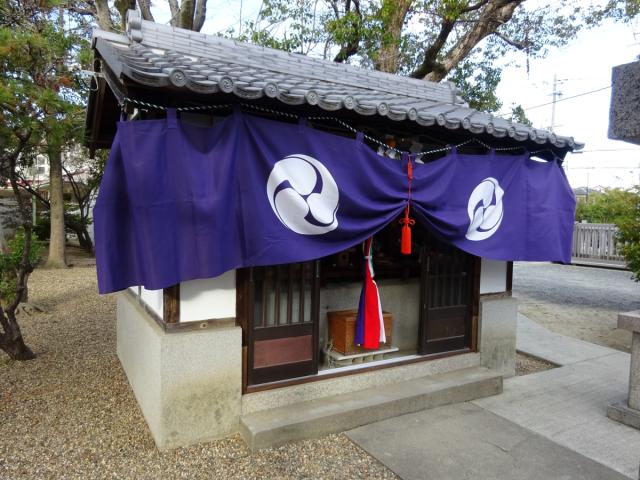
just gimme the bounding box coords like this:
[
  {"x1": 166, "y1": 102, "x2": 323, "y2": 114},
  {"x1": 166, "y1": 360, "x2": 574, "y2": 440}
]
[
  {"x1": 399, "y1": 205, "x2": 415, "y2": 255},
  {"x1": 401, "y1": 223, "x2": 412, "y2": 255}
]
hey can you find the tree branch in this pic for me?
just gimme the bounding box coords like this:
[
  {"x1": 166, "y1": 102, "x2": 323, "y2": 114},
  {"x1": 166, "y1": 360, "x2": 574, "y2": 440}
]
[
  {"x1": 93, "y1": 0, "x2": 116, "y2": 31},
  {"x1": 416, "y1": 0, "x2": 524, "y2": 82},
  {"x1": 492, "y1": 30, "x2": 527, "y2": 49},
  {"x1": 168, "y1": 0, "x2": 180, "y2": 26},
  {"x1": 460, "y1": 0, "x2": 491, "y2": 14},
  {"x1": 16, "y1": 176, "x2": 50, "y2": 208},
  {"x1": 7, "y1": 140, "x2": 35, "y2": 314},
  {"x1": 333, "y1": 0, "x2": 362, "y2": 63},
  {"x1": 410, "y1": 17, "x2": 456, "y2": 79},
  {"x1": 193, "y1": 0, "x2": 207, "y2": 31},
  {"x1": 137, "y1": 0, "x2": 155, "y2": 22}
]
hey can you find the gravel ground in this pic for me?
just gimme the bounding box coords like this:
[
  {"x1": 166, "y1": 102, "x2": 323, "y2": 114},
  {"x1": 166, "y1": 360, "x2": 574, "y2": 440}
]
[
  {"x1": 515, "y1": 352, "x2": 556, "y2": 376},
  {"x1": 0, "y1": 251, "x2": 397, "y2": 480},
  {"x1": 513, "y1": 262, "x2": 640, "y2": 353}
]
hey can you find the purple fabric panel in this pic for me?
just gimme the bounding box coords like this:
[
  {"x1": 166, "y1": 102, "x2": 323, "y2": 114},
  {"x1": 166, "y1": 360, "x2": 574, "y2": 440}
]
[
  {"x1": 94, "y1": 113, "x2": 576, "y2": 294},
  {"x1": 94, "y1": 112, "x2": 406, "y2": 293},
  {"x1": 409, "y1": 151, "x2": 575, "y2": 263}
]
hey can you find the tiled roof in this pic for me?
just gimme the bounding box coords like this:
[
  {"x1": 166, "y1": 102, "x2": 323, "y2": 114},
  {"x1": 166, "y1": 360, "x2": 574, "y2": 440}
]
[{"x1": 92, "y1": 10, "x2": 581, "y2": 151}]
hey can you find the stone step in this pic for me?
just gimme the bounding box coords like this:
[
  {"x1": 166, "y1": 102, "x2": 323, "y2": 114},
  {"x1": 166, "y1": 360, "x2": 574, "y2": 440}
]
[{"x1": 240, "y1": 366, "x2": 502, "y2": 450}]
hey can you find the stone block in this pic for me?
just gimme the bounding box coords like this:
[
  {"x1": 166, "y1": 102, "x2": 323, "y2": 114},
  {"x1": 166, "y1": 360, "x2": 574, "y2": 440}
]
[
  {"x1": 117, "y1": 293, "x2": 242, "y2": 449},
  {"x1": 618, "y1": 311, "x2": 640, "y2": 411},
  {"x1": 618, "y1": 310, "x2": 640, "y2": 333},
  {"x1": 609, "y1": 60, "x2": 640, "y2": 145},
  {"x1": 478, "y1": 296, "x2": 518, "y2": 377},
  {"x1": 240, "y1": 366, "x2": 502, "y2": 450},
  {"x1": 607, "y1": 401, "x2": 640, "y2": 430}
]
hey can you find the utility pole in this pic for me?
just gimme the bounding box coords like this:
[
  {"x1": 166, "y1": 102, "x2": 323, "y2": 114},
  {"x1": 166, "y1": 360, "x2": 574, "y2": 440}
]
[{"x1": 550, "y1": 74, "x2": 564, "y2": 133}]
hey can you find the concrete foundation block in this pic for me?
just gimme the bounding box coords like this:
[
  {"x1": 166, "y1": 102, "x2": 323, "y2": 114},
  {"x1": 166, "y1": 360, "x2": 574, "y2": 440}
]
[
  {"x1": 617, "y1": 311, "x2": 640, "y2": 411},
  {"x1": 479, "y1": 295, "x2": 518, "y2": 378},
  {"x1": 607, "y1": 401, "x2": 640, "y2": 431},
  {"x1": 240, "y1": 366, "x2": 502, "y2": 450},
  {"x1": 117, "y1": 293, "x2": 242, "y2": 449}
]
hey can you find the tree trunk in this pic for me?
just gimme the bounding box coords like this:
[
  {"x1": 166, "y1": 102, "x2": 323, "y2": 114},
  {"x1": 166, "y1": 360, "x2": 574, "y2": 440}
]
[
  {"x1": 94, "y1": 0, "x2": 116, "y2": 31},
  {"x1": 80, "y1": 228, "x2": 94, "y2": 253},
  {"x1": 0, "y1": 301, "x2": 35, "y2": 360},
  {"x1": 0, "y1": 331, "x2": 35, "y2": 360},
  {"x1": 67, "y1": 221, "x2": 93, "y2": 253},
  {"x1": 178, "y1": 0, "x2": 195, "y2": 30},
  {"x1": 374, "y1": 0, "x2": 413, "y2": 73},
  {"x1": 45, "y1": 145, "x2": 67, "y2": 268}
]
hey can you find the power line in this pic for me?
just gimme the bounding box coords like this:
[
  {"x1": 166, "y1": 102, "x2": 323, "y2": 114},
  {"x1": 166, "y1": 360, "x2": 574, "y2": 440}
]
[
  {"x1": 568, "y1": 166, "x2": 640, "y2": 170},
  {"x1": 571, "y1": 148, "x2": 640, "y2": 153},
  {"x1": 498, "y1": 85, "x2": 612, "y2": 117}
]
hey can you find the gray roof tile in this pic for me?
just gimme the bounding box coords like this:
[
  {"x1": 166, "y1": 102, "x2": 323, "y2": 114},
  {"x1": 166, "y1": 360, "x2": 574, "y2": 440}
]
[{"x1": 92, "y1": 10, "x2": 582, "y2": 150}]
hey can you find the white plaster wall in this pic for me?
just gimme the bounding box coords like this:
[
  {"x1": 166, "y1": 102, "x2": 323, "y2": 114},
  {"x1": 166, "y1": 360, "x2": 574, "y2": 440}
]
[
  {"x1": 117, "y1": 294, "x2": 162, "y2": 435},
  {"x1": 479, "y1": 259, "x2": 507, "y2": 294},
  {"x1": 140, "y1": 287, "x2": 163, "y2": 318},
  {"x1": 180, "y1": 271, "x2": 236, "y2": 322},
  {"x1": 479, "y1": 296, "x2": 518, "y2": 377},
  {"x1": 117, "y1": 293, "x2": 242, "y2": 449}
]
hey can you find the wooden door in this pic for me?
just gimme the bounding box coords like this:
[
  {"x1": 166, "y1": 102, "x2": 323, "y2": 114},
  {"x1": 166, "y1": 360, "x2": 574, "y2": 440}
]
[
  {"x1": 418, "y1": 236, "x2": 474, "y2": 355},
  {"x1": 246, "y1": 261, "x2": 320, "y2": 386}
]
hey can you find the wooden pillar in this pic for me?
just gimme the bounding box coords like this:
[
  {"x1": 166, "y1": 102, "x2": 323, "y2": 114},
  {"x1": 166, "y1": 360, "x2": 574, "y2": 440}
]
[
  {"x1": 506, "y1": 261, "x2": 514, "y2": 292},
  {"x1": 163, "y1": 284, "x2": 180, "y2": 324}
]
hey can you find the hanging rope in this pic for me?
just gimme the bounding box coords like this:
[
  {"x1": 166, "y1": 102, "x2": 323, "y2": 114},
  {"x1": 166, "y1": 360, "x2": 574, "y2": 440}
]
[
  {"x1": 120, "y1": 96, "x2": 561, "y2": 161},
  {"x1": 400, "y1": 154, "x2": 416, "y2": 255}
]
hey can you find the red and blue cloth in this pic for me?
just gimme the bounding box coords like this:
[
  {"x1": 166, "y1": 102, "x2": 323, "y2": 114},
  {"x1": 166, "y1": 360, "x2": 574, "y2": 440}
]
[{"x1": 354, "y1": 238, "x2": 386, "y2": 350}]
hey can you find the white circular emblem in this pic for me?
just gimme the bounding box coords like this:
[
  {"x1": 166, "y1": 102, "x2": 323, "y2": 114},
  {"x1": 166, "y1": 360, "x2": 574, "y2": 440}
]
[
  {"x1": 465, "y1": 177, "x2": 504, "y2": 241},
  {"x1": 266, "y1": 154, "x2": 339, "y2": 235}
]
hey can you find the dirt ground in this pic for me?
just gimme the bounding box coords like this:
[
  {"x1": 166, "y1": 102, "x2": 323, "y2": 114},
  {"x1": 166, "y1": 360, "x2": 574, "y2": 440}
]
[
  {"x1": 0, "y1": 250, "x2": 397, "y2": 480},
  {"x1": 513, "y1": 262, "x2": 640, "y2": 353},
  {"x1": 515, "y1": 352, "x2": 556, "y2": 376}
]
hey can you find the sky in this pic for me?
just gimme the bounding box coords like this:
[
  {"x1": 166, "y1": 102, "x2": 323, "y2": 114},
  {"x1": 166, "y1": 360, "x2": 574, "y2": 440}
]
[
  {"x1": 495, "y1": 18, "x2": 640, "y2": 190},
  {"x1": 151, "y1": 1, "x2": 640, "y2": 190}
]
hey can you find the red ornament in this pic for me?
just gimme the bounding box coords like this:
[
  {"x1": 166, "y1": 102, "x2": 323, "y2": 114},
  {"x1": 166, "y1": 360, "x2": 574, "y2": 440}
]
[{"x1": 400, "y1": 205, "x2": 415, "y2": 255}]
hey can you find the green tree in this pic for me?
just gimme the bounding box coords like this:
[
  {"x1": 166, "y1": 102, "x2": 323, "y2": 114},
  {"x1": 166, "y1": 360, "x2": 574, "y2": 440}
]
[
  {"x1": 240, "y1": 0, "x2": 638, "y2": 111},
  {"x1": 617, "y1": 188, "x2": 640, "y2": 281},
  {"x1": 575, "y1": 188, "x2": 637, "y2": 225},
  {"x1": 0, "y1": 0, "x2": 88, "y2": 359},
  {"x1": 574, "y1": 187, "x2": 640, "y2": 281}
]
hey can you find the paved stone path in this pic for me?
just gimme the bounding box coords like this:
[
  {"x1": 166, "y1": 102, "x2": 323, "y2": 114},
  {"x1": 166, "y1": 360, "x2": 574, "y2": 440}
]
[
  {"x1": 348, "y1": 315, "x2": 640, "y2": 479},
  {"x1": 348, "y1": 403, "x2": 629, "y2": 480},
  {"x1": 516, "y1": 313, "x2": 616, "y2": 366}
]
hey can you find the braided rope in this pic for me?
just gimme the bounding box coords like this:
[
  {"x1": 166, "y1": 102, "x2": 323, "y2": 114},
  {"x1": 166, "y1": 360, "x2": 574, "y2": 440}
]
[{"x1": 121, "y1": 97, "x2": 554, "y2": 160}]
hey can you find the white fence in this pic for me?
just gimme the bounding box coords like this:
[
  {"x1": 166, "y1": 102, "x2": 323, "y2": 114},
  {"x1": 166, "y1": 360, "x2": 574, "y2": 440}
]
[{"x1": 572, "y1": 223, "x2": 626, "y2": 266}]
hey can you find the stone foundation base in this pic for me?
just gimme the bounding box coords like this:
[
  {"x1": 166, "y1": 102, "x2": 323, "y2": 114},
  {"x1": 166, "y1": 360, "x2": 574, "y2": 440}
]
[
  {"x1": 117, "y1": 293, "x2": 242, "y2": 449},
  {"x1": 479, "y1": 296, "x2": 518, "y2": 378},
  {"x1": 607, "y1": 401, "x2": 640, "y2": 430}
]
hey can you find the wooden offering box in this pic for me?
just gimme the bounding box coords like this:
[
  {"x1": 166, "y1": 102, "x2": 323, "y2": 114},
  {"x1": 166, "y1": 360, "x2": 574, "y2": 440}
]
[{"x1": 327, "y1": 309, "x2": 393, "y2": 355}]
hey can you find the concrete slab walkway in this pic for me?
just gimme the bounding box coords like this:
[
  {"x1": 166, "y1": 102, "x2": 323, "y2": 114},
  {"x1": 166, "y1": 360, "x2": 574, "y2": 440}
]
[
  {"x1": 348, "y1": 315, "x2": 640, "y2": 479},
  {"x1": 348, "y1": 403, "x2": 629, "y2": 480},
  {"x1": 516, "y1": 313, "x2": 617, "y2": 366}
]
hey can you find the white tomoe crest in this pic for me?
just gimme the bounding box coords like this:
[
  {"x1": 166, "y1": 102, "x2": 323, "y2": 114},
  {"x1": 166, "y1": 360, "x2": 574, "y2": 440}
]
[
  {"x1": 266, "y1": 154, "x2": 339, "y2": 235},
  {"x1": 465, "y1": 177, "x2": 504, "y2": 241}
]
